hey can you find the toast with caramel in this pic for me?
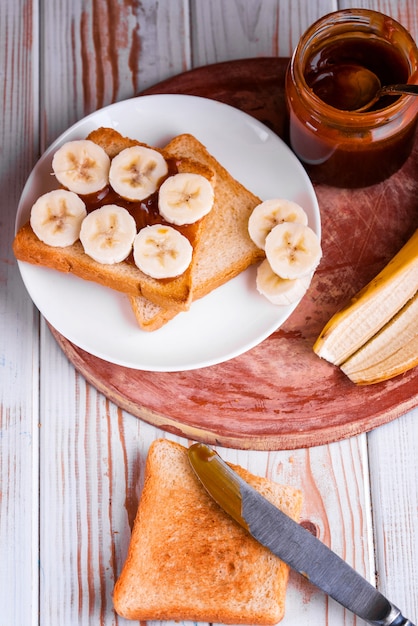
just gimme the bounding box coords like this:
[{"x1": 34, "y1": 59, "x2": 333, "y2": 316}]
[
  {"x1": 14, "y1": 128, "x2": 264, "y2": 321},
  {"x1": 113, "y1": 439, "x2": 303, "y2": 624},
  {"x1": 13, "y1": 128, "x2": 217, "y2": 311}
]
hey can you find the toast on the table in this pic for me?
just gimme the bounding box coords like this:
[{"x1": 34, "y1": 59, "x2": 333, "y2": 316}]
[
  {"x1": 129, "y1": 134, "x2": 265, "y2": 330},
  {"x1": 113, "y1": 439, "x2": 303, "y2": 624},
  {"x1": 13, "y1": 128, "x2": 217, "y2": 311}
]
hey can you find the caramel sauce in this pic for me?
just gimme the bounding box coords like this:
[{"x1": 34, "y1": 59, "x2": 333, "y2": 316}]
[
  {"x1": 80, "y1": 157, "x2": 178, "y2": 225},
  {"x1": 287, "y1": 34, "x2": 417, "y2": 187},
  {"x1": 305, "y1": 38, "x2": 409, "y2": 111},
  {"x1": 81, "y1": 185, "x2": 163, "y2": 229},
  {"x1": 79, "y1": 158, "x2": 198, "y2": 267}
]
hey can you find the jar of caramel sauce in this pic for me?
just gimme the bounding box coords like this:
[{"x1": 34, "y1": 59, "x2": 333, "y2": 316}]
[{"x1": 285, "y1": 10, "x2": 418, "y2": 187}]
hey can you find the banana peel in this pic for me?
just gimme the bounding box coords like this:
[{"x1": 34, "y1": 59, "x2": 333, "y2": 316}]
[{"x1": 313, "y1": 228, "x2": 418, "y2": 385}]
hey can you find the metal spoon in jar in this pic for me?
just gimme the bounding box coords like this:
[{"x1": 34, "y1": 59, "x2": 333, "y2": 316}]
[{"x1": 344, "y1": 65, "x2": 418, "y2": 112}]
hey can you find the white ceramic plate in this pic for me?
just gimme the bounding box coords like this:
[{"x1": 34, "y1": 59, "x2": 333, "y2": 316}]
[{"x1": 16, "y1": 94, "x2": 320, "y2": 371}]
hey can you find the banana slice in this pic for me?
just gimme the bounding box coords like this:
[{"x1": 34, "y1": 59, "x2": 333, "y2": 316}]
[
  {"x1": 265, "y1": 222, "x2": 322, "y2": 280},
  {"x1": 79, "y1": 204, "x2": 136, "y2": 264},
  {"x1": 256, "y1": 259, "x2": 312, "y2": 305},
  {"x1": 158, "y1": 173, "x2": 214, "y2": 225},
  {"x1": 109, "y1": 145, "x2": 168, "y2": 201},
  {"x1": 30, "y1": 189, "x2": 87, "y2": 247},
  {"x1": 248, "y1": 198, "x2": 308, "y2": 250},
  {"x1": 133, "y1": 224, "x2": 193, "y2": 279},
  {"x1": 52, "y1": 139, "x2": 110, "y2": 195}
]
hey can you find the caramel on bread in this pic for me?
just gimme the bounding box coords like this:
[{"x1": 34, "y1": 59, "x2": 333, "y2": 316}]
[
  {"x1": 113, "y1": 439, "x2": 303, "y2": 624},
  {"x1": 13, "y1": 128, "x2": 216, "y2": 311}
]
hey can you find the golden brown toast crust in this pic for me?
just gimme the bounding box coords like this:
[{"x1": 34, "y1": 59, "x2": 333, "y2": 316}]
[
  {"x1": 13, "y1": 222, "x2": 192, "y2": 306},
  {"x1": 13, "y1": 128, "x2": 216, "y2": 309},
  {"x1": 113, "y1": 439, "x2": 303, "y2": 624}
]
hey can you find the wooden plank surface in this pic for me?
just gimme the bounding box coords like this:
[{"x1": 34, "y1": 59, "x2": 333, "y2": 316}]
[
  {"x1": 0, "y1": 0, "x2": 40, "y2": 624},
  {"x1": 368, "y1": 409, "x2": 418, "y2": 619},
  {"x1": 1, "y1": 0, "x2": 417, "y2": 625}
]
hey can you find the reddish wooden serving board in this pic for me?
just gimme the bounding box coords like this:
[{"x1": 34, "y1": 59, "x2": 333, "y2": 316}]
[{"x1": 50, "y1": 58, "x2": 418, "y2": 450}]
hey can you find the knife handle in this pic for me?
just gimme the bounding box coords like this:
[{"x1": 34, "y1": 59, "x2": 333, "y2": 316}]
[{"x1": 380, "y1": 605, "x2": 416, "y2": 626}]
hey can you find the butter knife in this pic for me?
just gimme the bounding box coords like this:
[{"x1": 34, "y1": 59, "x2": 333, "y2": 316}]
[{"x1": 188, "y1": 443, "x2": 415, "y2": 626}]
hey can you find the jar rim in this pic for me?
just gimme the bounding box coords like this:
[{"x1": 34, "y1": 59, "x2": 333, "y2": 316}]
[{"x1": 289, "y1": 8, "x2": 418, "y2": 128}]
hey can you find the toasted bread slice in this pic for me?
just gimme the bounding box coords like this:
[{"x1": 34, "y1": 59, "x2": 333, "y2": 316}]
[
  {"x1": 113, "y1": 439, "x2": 303, "y2": 624},
  {"x1": 13, "y1": 128, "x2": 216, "y2": 310},
  {"x1": 129, "y1": 134, "x2": 265, "y2": 330},
  {"x1": 129, "y1": 293, "x2": 179, "y2": 330}
]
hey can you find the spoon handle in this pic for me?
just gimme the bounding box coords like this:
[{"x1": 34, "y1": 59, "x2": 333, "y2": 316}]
[{"x1": 381, "y1": 84, "x2": 418, "y2": 96}]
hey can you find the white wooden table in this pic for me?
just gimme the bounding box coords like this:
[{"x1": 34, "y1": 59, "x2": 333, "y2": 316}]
[{"x1": 1, "y1": 1, "x2": 417, "y2": 625}]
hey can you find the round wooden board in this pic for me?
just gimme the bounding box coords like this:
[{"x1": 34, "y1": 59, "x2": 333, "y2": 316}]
[{"x1": 50, "y1": 58, "x2": 418, "y2": 451}]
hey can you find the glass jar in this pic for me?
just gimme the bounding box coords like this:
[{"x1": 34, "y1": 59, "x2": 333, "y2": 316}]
[{"x1": 285, "y1": 9, "x2": 418, "y2": 188}]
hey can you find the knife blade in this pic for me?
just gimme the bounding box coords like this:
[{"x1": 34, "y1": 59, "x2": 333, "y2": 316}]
[{"x1": 188, "y1": 443, "x2": 415, "y2": 626}]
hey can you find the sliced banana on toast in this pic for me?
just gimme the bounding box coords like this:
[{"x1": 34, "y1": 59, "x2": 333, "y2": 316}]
[
  {"x1": 80, "y1": 204, "x2": 136, "y2": 264},
  {"x1": 31, "y1": 133, "x2": 325, "y2": 312},
  {"x1": 109, "y1": 145, "x2": 168, "y2": 201},
  {"x1": 52, "y1": 139, "x2": 110, "y2": 195},
  {"x1": 30, "y1": 189, "x2": 87, "y2": 247},
  {"x1": 133, "y1": 224, "x2": 193, "y2": 279},
  {"x1": 158, "y1": 172, "x2": 215, "y2": 225},
  {"x1": 30, "y1": 137, "x2": 212, "y2": 283}
]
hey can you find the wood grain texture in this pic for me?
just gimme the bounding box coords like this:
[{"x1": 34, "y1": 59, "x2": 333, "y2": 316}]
[
  {"x1": 2, "y1": 0, "x2": 418, "y2": 624},
  {"x1": 40, "y1": 0, "x2": 190, "y2": 147},
  {"x1": 0, "y1": 0, "x2": 40, "y2": 624},
  {"x1": 190, "y1": 0, "x2": 337, "y2": 63},
  {"x1": 368, "y1": 406, "x2": 418, "y2": 619}
]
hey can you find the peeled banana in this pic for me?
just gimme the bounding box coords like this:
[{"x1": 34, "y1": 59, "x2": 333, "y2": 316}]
[
  {"x1": 314, "y1": 228, "x2": 418, "y2": 384},
  {"x1": 341, "y1": 292, "x2": 418, "y2": 384}
]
